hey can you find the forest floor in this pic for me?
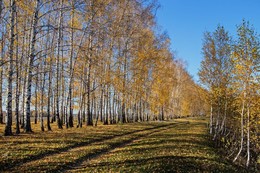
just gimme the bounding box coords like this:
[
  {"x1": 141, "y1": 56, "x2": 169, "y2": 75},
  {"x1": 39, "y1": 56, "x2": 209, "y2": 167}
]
[{"x1": 0, "y1": 117, "x2": 251, "y2": 173}]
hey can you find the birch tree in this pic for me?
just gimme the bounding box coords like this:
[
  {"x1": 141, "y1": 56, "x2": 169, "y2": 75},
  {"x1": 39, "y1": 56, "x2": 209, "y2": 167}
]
[
  {"x1": 24, "y1": 0, "x2": 40, "y2": 132},
  {"x1": 4, "y1": 0, "x2": 16, "y2": 136},
  {"x1": 55, "y1": 0, "x2": 64, "y2": 129},
  {"x1": 231, "y1": 20, "x2": 260, "y2": 167}
]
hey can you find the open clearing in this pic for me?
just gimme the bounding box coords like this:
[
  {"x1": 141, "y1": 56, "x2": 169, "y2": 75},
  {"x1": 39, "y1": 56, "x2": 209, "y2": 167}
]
[{"x1": 0, "y1": 118, "x2": 248, "y2": 172}]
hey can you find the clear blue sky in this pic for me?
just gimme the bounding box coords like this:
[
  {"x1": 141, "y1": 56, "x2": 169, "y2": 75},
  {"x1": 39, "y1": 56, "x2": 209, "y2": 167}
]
[{"x1": 156, "y1": 0, "x2": 260, "y2": 82}]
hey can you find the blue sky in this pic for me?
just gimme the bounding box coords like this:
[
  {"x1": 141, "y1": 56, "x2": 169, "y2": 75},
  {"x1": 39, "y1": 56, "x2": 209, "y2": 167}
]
[{"x1": 156, "y1": 0, "x2": 260, "y2": 82}]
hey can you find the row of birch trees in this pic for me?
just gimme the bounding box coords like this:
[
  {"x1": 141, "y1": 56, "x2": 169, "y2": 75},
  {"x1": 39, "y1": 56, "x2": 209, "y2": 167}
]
[
  {"x1": 199, "y1": 21, "x2": 259, "y2": 168},
  {"x1": 0, "y1": 0, "x2": 207, "y2": 136}
]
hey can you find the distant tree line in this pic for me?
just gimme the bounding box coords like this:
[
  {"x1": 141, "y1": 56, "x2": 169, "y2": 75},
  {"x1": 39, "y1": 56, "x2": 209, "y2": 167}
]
[
  {"x1": 0, "y1": 0, "x2": 207, "y2": 136},
  {"x1": 199, "y1": 21, "x2": 259, "y2": 168}
]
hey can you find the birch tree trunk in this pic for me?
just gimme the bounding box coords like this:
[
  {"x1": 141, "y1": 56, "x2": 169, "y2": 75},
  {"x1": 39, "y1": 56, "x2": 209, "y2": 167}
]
[
  {"x1": 233, "y1": 91, "x2": 246, "y2": 162},
  {"x1": 121, "y1": 47, "x2": 127, "y2": 124},
  {"x1": 61, "y1": 47, "x2": 65, "y2": 125},
  {"x1": 220, "y1": 99, "x2": 227, "y2": 134},
  {"x1": 34, "y1": 67, "x2": 39, "y2": 124},
  {"x1": 210, "y1": 101, "x2": 213, "y2": 134},
  {"x1": 86, "y1": 54, "x2": 93, "y2": 126},
  {"x1": 246, "y1": 105, "x2": 250, "y2": 167},
  {"x1": 86, "y1": 33, "x2": 93, "y2": 126},
  {"x1": 55, "y1": 0, "x2": 63, "y2": 129},
  {"x1": 67, "y1": 0, "x2": 75, "y2": 128},
  {"x1": 47, "y1": 58, "x2": 52, "y2": 131},
  {"x1": 20, "y1": 22, "x2": 27, "y2": 128},
  {"x1": 40, "y1": 59, "x2": 46, "y2": 132},
  {"x1": 4, "y1": 0, "x2": 16, "y2": 136},
  {"x1": 15, "y1": 9, "x2": 20, "y2": 134},
  {"x1": 25, "y1": 0, "x2": 40, "y2": 133},
  {"x1": 46, "y1": 18, "x2": 55, "y2": 131}
]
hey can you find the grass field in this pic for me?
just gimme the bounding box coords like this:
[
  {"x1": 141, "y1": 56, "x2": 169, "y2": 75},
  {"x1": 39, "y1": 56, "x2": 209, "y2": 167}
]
[{"x1": 0, "y1": 118, "x2": 249, "y2": 172}]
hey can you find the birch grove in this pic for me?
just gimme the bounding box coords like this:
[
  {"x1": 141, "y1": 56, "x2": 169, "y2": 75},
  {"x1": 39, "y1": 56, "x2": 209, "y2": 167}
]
[
  {"x1": 199, "y1": 22, "x2": 260, "y2": 168},
  {"x1": 0, "y1": 0, "x2": 207, "y2": 133}
]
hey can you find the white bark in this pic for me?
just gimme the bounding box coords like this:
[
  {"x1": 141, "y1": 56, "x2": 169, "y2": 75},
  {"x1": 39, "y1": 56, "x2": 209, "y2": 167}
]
[
  {"x1": 233, "y1": 91, "x2": 246, "y2": 162},
  {"x1": 246, "y1": 106, "x2": 250, "y2": 167},
  {"x1": 210, "y1": 102, "x2": 213, "y2": 134},
  {"x1": 4, "y1": 0, "x2": 16, "y2": 136},
  {"x1": 25, "y1": 0, "x2": 40, "y2": 132},
  {"x1": 55, "y1": 0, "x2": 63, "y2": 129}
]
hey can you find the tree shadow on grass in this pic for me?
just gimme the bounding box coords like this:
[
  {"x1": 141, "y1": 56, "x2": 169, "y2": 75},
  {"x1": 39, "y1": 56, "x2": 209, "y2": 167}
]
[{"x1": 0, "y1": 123, "x2": 174, "y2": 172}]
